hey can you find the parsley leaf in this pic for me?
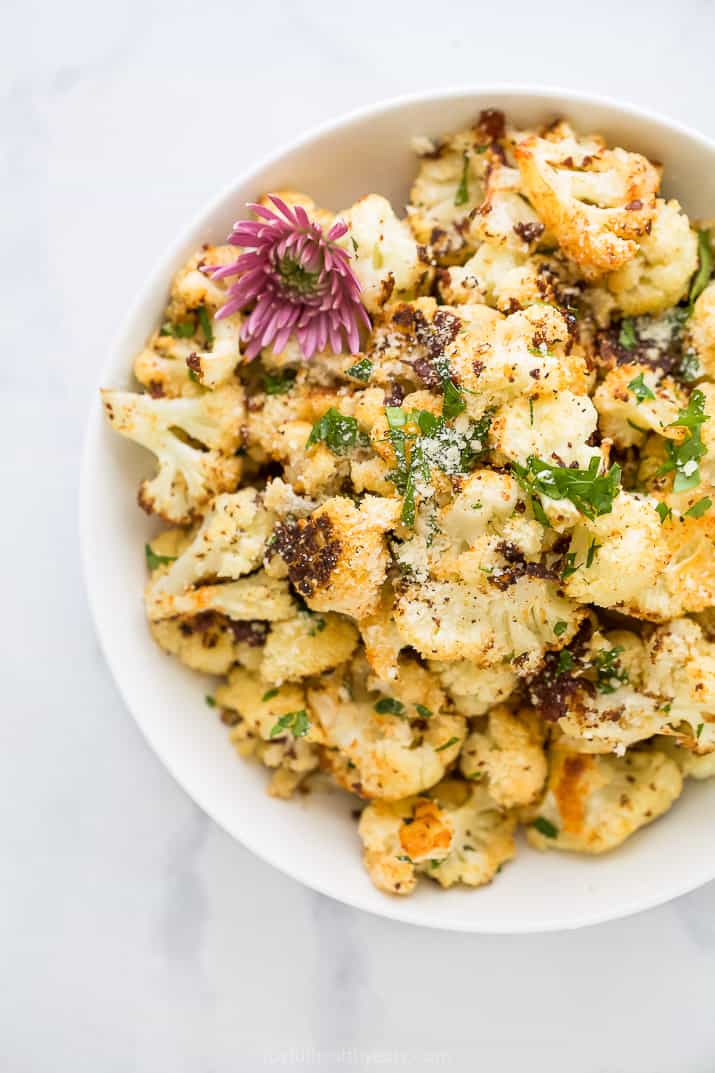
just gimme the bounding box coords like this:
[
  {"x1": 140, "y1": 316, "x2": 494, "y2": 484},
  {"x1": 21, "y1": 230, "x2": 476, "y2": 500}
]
[
  {"x1": 454, "y1": 151, "x2": 470, "y2": 206},
  {"x1": 263, "y1": 369, "x2": 296, "y2": 395},
  {"x1": 619, "y1": 318, "x2": 637, "y2": 349},
  {"x1": 307, "y1": 408, "x2": 368, "y2": 455},
  {"x1": 374, "y1": 697, "x2": 405, "y2": 716},
  {"x1": 627, "y1": 372, "x2": 655, "y2": 404},
  {"x1": 556, "y1": 650, "x2": 575, "y2": 675},
  {"x1": 689, "y1": 229, "x2": 713, "y2": 309},
  {"x1": 561, "y1": 552, "x2": 581, "y2": 579},
  {"x1": 145, "y1": 544, "x2": 176, "y2": 570},
  {"x1": 269, "y1": 709, "x2": 310, "y2": 739},
  {"x1": 414, "y1": 704, "x2": 433, "y2": 719},
  {"x1": 512, "y1": 456, "x2": 622, "y2": 521},
  {"x1": 697, "y1": 722, "x2": 704, "y2": 739},
  {"x1": 205, "y1": 695, "x2": 216, "y2": 708},
  {"x1": 684, "y1": 496, "x2": 712, "y2": 518},
  {"x1": 656, "y1": 501, "x2": 673, "y2": 525},
  {"x1": 553, "y1": 620, "x2": 568, "y2": 637},
  {"x1": 197, "y1": 305, "x2": 213, "y2": 347},
  {"x1": 442, "y1": 378, "x2": 466, "y2": 418},
  {"x1": 532, "y1": 817, "x2": 558, "y2": 839},
  {"x1": 586, "y1": 539, "x2": 602, "y2": 569},
  {"x1": 594, "y1": 646, "x2": 628, "y2": 694},
  {"x1": 435, "y1": 736, "x2": 460, "y2": 752},
  {"x1": 161, "y1": 318, "x2": 195, "y2": 339},
  {"x1": 657, "y1": 389, "x2": 710, "y2": 492},
  {"x1": 346, "y1": 358, "x2": 373, "y2": 382},
  {"x1": 262, "y1": 688, "x2": 279, "y2": 702}
]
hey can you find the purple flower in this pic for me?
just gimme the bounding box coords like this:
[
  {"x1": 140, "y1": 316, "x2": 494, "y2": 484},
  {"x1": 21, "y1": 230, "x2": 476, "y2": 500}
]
[{"x1": 207, "y1": 195, "x2": 370, "y2": 360}]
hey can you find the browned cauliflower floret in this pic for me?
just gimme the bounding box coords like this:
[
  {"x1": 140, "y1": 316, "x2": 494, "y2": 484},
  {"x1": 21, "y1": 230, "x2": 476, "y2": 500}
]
[
  {"x1": 430, "y1": 660, "x2": 518, "y2": 716},
  {"x1": 516, "y1": 123, "x2": 659, "y2": 278},
  {"x1": 272, "y1": 496, "x2": 399, "y2": 620},
  {"x1": 407, "y1": 127, "x2": 492, "y2": 264},
  {"x1": 645, "y1": 618, "x2": 715, "y2": 751},
  {"x1": 523, "y1": 744, "x2": 682, "y2": 853},
  {"x1": 216, "y1": 668, "x2": 325, "y2": 798},
  {"x1": 101, "y1": 385, "x2": 244, "y2": 523},
  {"x1": 150, "y1": 615, "x2": 239, "y2": 675},
  {"x1": 359, "y1": 780, "x2": 516, "y2": 895},
  {"x1": 307, "y1": 665, "x2": 465, "y2": 801},
  {"x1": 339, "y1": 194, "x2": 431, "y2": 313},
  {"x1": 490, "y1": 390, "x2": 602, "y2": 473},
  {"x1": 605, "y1": 199, "x2": 698, "y2": 315},
  {"x1": 468, "y1": 158, "x2": 548, "y2": 252},
  {"x1": 394, "y1": 574, "x2": 585, "y2": 672},
  {"x1": 358, "y1": 585, "x2": 404, "y2": 681},
  {"x1": 593, "y1": 363, "x2": 686, "y2": 449},
  {"x1": 437, "y1": 247, "x2": 580, "y2": 313},
  {"x1": 459, "y1": 705, "x2": 547, "y2": 807},
  {"x1": 259, "y1": 611, "x2": 359, "y2": 685}
]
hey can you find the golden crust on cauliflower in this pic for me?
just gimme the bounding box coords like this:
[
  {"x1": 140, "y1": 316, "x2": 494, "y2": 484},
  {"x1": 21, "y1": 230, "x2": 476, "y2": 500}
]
[
  {"x1": 524, "y1": 744, "x2": 682, "y2": 854},
  {"x1": 359, "y1": 779, "x2": 516, "y2": 894},
  {"x1": 516, "y1": 124, "x2": 659, "y2": 278},
  {"x1": 459, "y1": 705, "x2": 547, "y2": 807}
]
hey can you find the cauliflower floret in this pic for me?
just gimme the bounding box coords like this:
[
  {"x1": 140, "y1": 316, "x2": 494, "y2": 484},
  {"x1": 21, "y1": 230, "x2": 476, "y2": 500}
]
[
  {"x1": 645, "y1": 618, "x2": 715, "y2": 751},
  {"x1": 101, "y1": 385, "x2": 244, "y2": 523},
  {"x1": 606, "y1": 199, "x2": 698, "y2": 315},
  {"x1": 185, "y1": 312, "x2": 242, "y2": 389},
  {"x1": 524, "y1": 744, "x2": 682, "y2": 854},
  {"x1": 407, "y1": 127, "x2": 492, "y2": 264},
  {"x1": 358, "y1": 585, "x2": 404, "y2": 680},
  {"x1": 308, "y1": 671, "x2": 465, "y2": 801},
  {"x1": 394, "y1": 574, "x2": 585, "y2": 672},
  {"x1": 449, "y1": 303, "x2": 593, "y2": 418},
  {"x1": 145, "y1": 489, "x2": 276, "y2": 619},
  {"x1": 272, "y1": 495, "x2": 399, "y2": 619},
  {"x1": 685, "y1": 280, "x2": 715, "y2": 380},
  {"x1": 491, "y1": 390, "x2": 602, "y2": 470},
  {"x1": 134, "y1": 331, "x2": 201, "y2": 399},
  {"x1": 149, "y1": 614, "x2": 239, "y2": 674},
  {"x1": 459, "y1": 705, "x2": 547, "y2": 807},
  {"x1": 548, "y1": 629, "x2": 671, "y2": 754},
  {"x1": 468, "y1": 159, "x2": 547, "y2": 252},
  {"x1": 168, "y1": 244, "x2": 237, "y2": 315},
  {"x1": 437, "y1": 247, "x2": 580, "y2": 313},
  {"x1": 657, "y1": 738, "x2": 715, "y2": 780},
  {"x1": 259, "y1": 611, "x2": 359, "y2": 685},
  {"x1": 593, "y1": 363, "x2": 686, "y2": 449},
  {"x1": 216, "y1": 668, "x2": 325, "y2": 798},
  {"x1": 516, "y1": 124, "x2": 659, "y2": 278},
  {"x1": 564, "y1": 491, "x2": 715, "y2": 621},
  {"x1": 358, "y1": 780, "x2": 516, "y2": 895},
  {"x1": 430, "y1": 660, "x2": 518, "y2": 716},
  {"x1": 340, "y1": 194, "x2": 430, "y2": 313}
]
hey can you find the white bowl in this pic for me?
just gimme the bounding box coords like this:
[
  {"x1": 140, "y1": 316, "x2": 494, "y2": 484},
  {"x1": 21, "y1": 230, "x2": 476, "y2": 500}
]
[{"x1": 80, "y1": 86, "x2": 715, "y2": 933}]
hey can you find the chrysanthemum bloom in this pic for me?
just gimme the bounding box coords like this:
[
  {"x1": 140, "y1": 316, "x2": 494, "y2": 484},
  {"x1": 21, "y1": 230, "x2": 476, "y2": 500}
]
[{"x1": 208, "y1": 195, "x2": 370, "y2": 360}]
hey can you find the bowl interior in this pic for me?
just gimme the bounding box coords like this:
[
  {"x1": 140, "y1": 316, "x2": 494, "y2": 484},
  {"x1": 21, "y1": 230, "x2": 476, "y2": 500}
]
[{"x1": 81, "y1": 87, "x2": 715, "y2": 932}]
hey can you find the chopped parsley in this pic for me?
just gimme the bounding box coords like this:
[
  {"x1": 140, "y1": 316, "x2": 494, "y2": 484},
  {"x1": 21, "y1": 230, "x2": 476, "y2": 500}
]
[
  {"x1": 655, "y1": 501, "x2": 673, "y2": 525},
  {"x1": 262, "y1": 688, "x2": 279, "y2": 702},
  {"x1": 689, "y1": 229, "x2": 713, "y2": 310},
  {"x1": 197, "y1": 305, "x2": 213, "y2": 347},
  {"x1": 586, "y1": 539, "x2": 602, "y2": 569},
  {"x1": 442, "y1": 378, "x2": 466, "y2": 418},
  {"x1": 561, "y1": 552, "x2": 581, "y2": 580},
  {"x1": 553, "y1": 620, "x2": 569, "y2": 637},
  {"x1": 594, "y1": 646, "x2": 628, "y2": 694},
  {"x1": 627, "y1": 371, "x2": 655, "y2": 404},
  {"x1": 684, "y1": 496, "x2": 712, "y2": 519},
  {"x1": 269, "y1": 709, "x2": 310, "y2": 739},
  {"x1": 676, "y1": 349, "x2": 702, "y2": 384},
  {"x1": 205, "y1": 695, "x2": 216, "y2": 708},
  {"x1": 346, "y1": 358, "x2": 373, "y2": 382},
  {"x1": 145, "y1": 544, "x2": 176, "y2": 570},
  {"x1": 512, "y1": 455, "x2": 622, "y2": 522},
  {"x1": 429, "y1": 859, "x2": 441, "y2": 869},
  {"x1": 697, "y1": 722, "x2": 705, "y2": 739},
  {"x1": 374, "y1": 697, "x2": 405, "y2": 716},
  {"x1": 529, "y1": 397, "x2": 535, "y2": 427},
  {"x1": 187, "y1": 368, "x2": 201, "y2": 385},
  {"x1": 308, "y1": 617, "x2": 327, "y2": 636},
  {"x1": 454, "y1": 151, "x2": 470, "y2": 206},
  {"x1": 435, "y1": 736, "x2": 460, "y2": 752},
  {"x1": 415, "y1": 704, "x2": 433, "y2": 719},
  {"x1": 618, "y1": 318, "x2": 637, "y2": 350},
  {"x1": 263, "y1": 369, "x2": 296, "y2": 395},
  {"x1": 307, "y1": 408, "x2": 368, "y2": 455},
  {"x1": 532, "y1": 817, "x2": 558, "y2": 839},
  {"x1": 556, "y1": 649, "x2": 575, "y2": 675},
  {"x1": 657, "y1": 388, "x2": 709, "y2": 492},
  {"x1": 160, "y1": 317, "x2": 195, "y2": 339}
]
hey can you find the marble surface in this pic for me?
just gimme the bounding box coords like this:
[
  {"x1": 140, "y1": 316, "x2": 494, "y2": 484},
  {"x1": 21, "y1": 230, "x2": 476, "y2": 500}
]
[{"x1": 4, "y1": 0, "x2": 715, "y2": 1068}]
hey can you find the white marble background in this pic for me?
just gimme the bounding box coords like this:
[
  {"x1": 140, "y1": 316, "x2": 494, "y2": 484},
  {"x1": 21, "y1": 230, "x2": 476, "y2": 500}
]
[{"x1": 3, "y1": 0, "x2": 715, "y2": 1069}]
